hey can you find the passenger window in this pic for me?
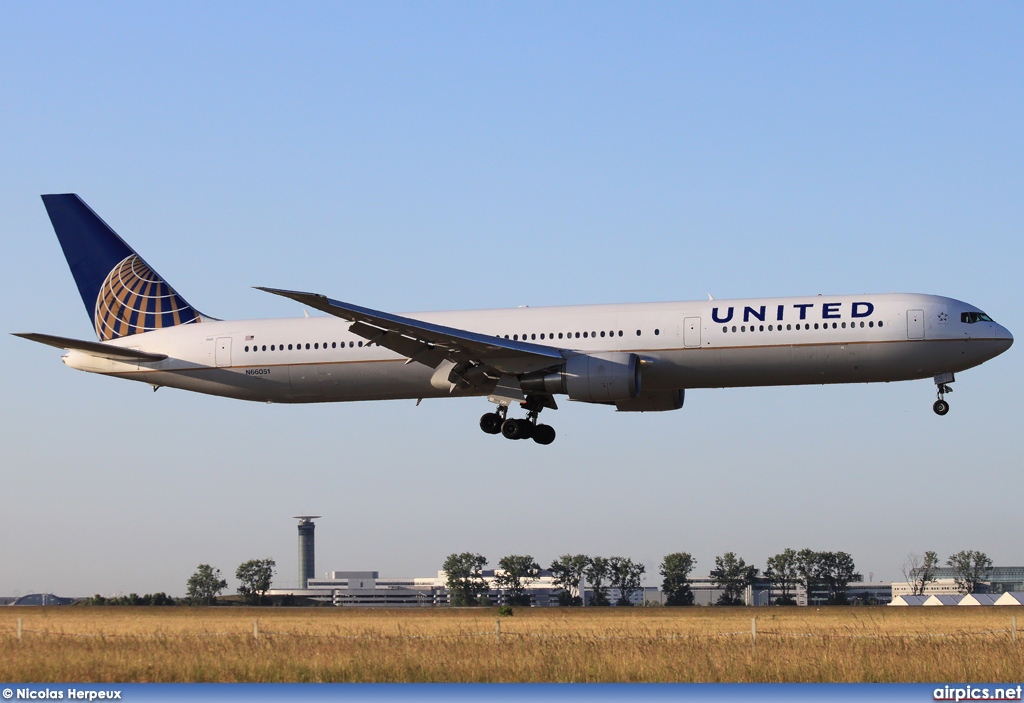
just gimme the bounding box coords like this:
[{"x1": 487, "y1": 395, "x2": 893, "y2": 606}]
[
  {"x1": 731, "y1": 326, "x2": 737, "y2": 332},
  {"x1": 583, "y1": 332, "x2": 588, "y2": 338},
  {"x1": 759, "y1": 325, "x2": 764, "y2": 332},
  {"x1": 575, "y1": 332, "x2": 581, "y2": 339},
  {"x1": 636, "y1": 330, "x2": 641, "y2": 336},
  {"x1": 723, "y1": 326, "x2": 728, "y2": 333},
  {"x1": 655, "y1": 329, "x2": 660, "y2": 336},
  {"x1": 869, "y1": 321, "x2": 874, "y2": 327},
  {"x1": 600, "y1": 331, "x2": 606, "y2": 337},
  {"x1": 314, "y1": 343, "x2": 319, "y2": 349},
  {"x1": 878, "y1": 321, "x2": 884, "y2": 327},
  {"x1": 814, "y1": 323, "x2": 819, "y2": 330},
  {"x1": 513, "y1": 334, "x2": 518, "y2": 340},
  {"x1": 768, "y1": 325, "x2": 773, "y2": 331},
  {"x1": 558, "y1": 333, "x2": 563, "y2": 339},
  {"x1": 531, "y1": 334, "x2": 536, "y2": 340},
  {"x1": 618, "y1": 330, "x2": 623, "y2": 337},
  {"x1": 244, "y1": 346, "x2": 249, "y2": 352}
]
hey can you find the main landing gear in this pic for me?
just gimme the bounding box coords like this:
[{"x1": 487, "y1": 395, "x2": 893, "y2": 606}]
[
  {"x1": 479, "y1": 405, "x2": 556, "y2": 445},
  {"x1": 933, "y1": 373, "x2": 954, "y2": 416}
]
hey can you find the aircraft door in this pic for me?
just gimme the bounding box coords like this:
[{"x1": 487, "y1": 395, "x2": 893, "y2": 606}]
[
  {"x1": 684, "y1": 317, "x2": 701, "y2": 348},
  {"x1": 907, "y1": 310, "x2": 925, "y2": 340},
  {"x1": 215, "y1": 337, "x2": 232, "y2": 367}
]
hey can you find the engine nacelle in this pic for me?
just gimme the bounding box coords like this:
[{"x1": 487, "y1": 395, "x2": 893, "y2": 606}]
[
  {"x1": 521, "y1": 352, "x2": 641, "y2": 403},
  {"x1": 615, "y1": 389, "x2": 684, "y2": 412}
]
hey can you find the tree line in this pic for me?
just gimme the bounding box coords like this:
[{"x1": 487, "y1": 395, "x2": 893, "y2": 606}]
[
  {"x1": 84, "y1": 559, "x2": 277, "y2": 606},
  {"x1": 901, "y1": 550, "x2": 995, "y2": 595},
  {"x1": 445, "y1": 549, "x2": 866, "y2": 606},
  {"x1": 186, "y1": 559, "x2": 277, "y2": 604},
  {"x1": 83, "y1": 547, "x2": 999, "y2": 607},
  {"x1": 661, "y1": 549, "x2": 860, "y2": 606},
  {"x1": 443, "y1": 553, "x2": 647, "y2": 606}
]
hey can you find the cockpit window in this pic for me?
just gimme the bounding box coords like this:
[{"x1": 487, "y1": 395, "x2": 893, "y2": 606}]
[{"x1": 961, "y1": 312, "x2": 995, "y2": 324}]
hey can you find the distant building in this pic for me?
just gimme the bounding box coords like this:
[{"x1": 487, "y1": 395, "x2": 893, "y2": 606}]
[
  {"x1": 267, "y1": 568, "x2": 889, "y2": 607},
  {"x1": 994, "y1": 592, "x2": 1024, "y2": 606},
  {"x1": 273, "y1": 569, "x2": 657, "y2": 607},
  {"x1": 959, "y1": 593, "x2": 1000, "y2": 606},
  {"x1": 7, "y1": 594, "x2": 77, "y2": 606},
  {"x1": 892, "y1": 566, "x2": 1024, "y2": 597}
]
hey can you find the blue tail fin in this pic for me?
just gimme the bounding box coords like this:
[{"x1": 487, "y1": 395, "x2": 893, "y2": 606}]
[{"x1": 41, "y1": 194, "x2": 204, "y2": 341}]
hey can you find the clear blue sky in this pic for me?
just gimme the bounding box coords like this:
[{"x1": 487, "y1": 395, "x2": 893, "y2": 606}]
[{"x1": 1, "y1": 2, "x2": 1020, "y2": 596}]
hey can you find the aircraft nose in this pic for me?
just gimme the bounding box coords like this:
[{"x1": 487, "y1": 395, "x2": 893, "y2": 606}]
[{"x1": 997, "y1": 324, "x2": 1013, "y2": 348}]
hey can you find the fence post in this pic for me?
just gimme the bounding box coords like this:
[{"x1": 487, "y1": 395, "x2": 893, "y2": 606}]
[
  {"x1": 751, "y1": 617, "x2": 756, "y2": 646},
  {"x1": 253, "y1": 618, "x2": 259, "y2": 641},
  {"x1": 495, "y1": 618, "x2": 501, "y2": 644},
  {"x1": 17, "y1": 617, "x2": 22, "y2": 641}
]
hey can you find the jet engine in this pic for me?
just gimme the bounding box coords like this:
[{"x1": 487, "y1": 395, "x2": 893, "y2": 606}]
[{"x1": 520, "y1": 352, "x2": 641, "y2": 403}]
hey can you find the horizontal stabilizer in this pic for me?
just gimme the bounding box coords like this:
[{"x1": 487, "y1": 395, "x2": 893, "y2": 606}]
[{"x1": 12, "y1": 332, "x2": 168, "y2": 362}]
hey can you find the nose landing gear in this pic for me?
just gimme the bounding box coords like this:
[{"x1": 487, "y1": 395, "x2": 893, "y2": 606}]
[{"x1": 933, "y1": 373, "x2": 954, "y2": 416}]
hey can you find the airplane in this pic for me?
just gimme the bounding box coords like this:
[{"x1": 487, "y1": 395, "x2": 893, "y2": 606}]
[{"x1": 15, "y1": 194, "x2": 1013, "y2": 445}]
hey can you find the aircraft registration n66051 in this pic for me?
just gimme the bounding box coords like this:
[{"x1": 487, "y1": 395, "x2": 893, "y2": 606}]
[{"x1": 15, "y1": 194, "x2": 1013, "y2": 445}]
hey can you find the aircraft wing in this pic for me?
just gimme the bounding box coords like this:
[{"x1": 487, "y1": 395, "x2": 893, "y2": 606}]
[
  {"x1": 13, "y1": 332, "x2": 169, "y2": 362},
  {"x1": 255, "y1": 287, "x2": 566, "y2": 379}
]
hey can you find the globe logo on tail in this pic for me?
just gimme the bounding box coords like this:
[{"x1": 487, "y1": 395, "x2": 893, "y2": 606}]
[{"x1": 94, "y1": 254, "x2": 201, "y2": 341}]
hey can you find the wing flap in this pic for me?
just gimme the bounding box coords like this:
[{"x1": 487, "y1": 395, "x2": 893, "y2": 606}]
[{"x1": 13, "y1": 332, "x2": 168, "y2": 362}]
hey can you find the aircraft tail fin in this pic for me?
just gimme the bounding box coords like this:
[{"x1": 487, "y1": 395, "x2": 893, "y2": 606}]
[{"x1": 40, "y1": 194, "x2": 204, "y2": 341}]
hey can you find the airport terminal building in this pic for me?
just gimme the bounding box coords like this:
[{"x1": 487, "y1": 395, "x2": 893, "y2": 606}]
[{"x1": 266, "y1": 569, "x2": 894, "y2": 607}]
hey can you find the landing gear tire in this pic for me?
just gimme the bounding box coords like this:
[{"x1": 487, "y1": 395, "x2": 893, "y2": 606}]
[
  {"x1": 479, "y1": 412, "x2": 502, "y2": 434},
  {"x1": 532, "y1": 424, "x2": 556, "y2": 445},
  {"x1": 501, "y1": 417, "x2": 532, "y2": 440},
  {"x1": 933, "y1": 399, "x2": 950, "y2": 416}
]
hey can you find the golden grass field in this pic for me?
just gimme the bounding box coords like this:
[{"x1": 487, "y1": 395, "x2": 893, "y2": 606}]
[{"x1": 1, "y1": 605, "x2": 1022, "y2": 683}]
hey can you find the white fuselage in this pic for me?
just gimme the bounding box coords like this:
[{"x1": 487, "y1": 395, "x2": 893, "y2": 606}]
[{"x1": 61, "y1": 292, "x2": 1013, "y2": 405}]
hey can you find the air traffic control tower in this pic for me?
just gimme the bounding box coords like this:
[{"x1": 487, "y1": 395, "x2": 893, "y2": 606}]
[{"x1": 293, "y1": 516, "x2": 321, "y2": 589}]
